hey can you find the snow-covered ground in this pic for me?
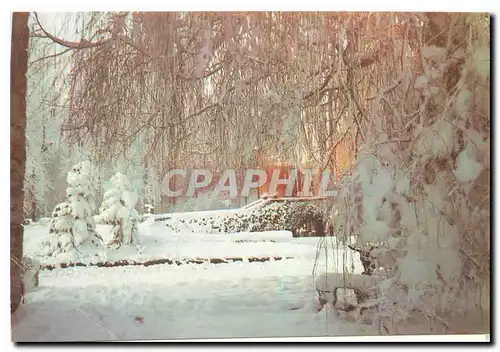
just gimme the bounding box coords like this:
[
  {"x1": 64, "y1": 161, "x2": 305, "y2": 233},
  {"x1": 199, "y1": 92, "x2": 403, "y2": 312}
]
[
  {"x1": 13, "y1": 260, "x2": 377, "y2": 341},
  {"x1": 14, "y1": 212, "x2": 376, "y2": 341},
  {"x1": 13, "y1": 212, "x2": 491, "y2": 341},
  {"x1": 23, "y1": 214, "x2": 359, "y2": 270}
]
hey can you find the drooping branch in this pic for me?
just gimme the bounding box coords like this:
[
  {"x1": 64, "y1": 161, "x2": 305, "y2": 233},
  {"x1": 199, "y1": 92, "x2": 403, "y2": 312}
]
[
  {"x1": 33, "y1": 12, "x2": 110, "y2": 49},
  {"x1": 33, "y1": 12, "x2": 152, "y2": 59}
]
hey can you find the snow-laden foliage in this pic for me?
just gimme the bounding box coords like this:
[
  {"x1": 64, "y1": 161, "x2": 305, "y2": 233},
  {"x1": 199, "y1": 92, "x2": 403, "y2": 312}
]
[
  {"x1": 323, "y1": 15, "x2": 490, "y2": 334},
  {"x1": 161, "y1": 200, "x2": 330, "y2": 236},
  {"x1": 24, "y1": 13, "x2": 78, "y2": 220},
  {"x1": 41, "y1": 161, "x2": 104, "y2": 257},
  {"x1": 95, "y1": 172, "x2": 140, "y2": 248}
]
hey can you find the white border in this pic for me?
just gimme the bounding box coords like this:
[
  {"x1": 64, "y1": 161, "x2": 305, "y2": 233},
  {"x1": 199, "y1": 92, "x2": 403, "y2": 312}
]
[
  {"x1": 0, "y1": 0, "x2": 498, "y2": 12},
  {"x1": 2, "y1": 0, "x2": 496, "y2": 350}
]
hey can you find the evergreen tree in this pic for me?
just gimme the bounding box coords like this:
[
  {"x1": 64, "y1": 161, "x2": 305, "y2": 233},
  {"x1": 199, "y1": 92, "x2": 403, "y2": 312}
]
[
  {"x1": 42, "y1": 160, "x2": 103, "y2": 256},
  {"x1": 95, "y1": 172, "x2": 140, "y2": 249}
]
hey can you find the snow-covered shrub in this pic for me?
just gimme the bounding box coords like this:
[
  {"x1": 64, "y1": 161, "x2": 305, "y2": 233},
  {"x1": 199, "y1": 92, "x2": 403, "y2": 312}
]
[
  {"x1": 95, "y1": 172, "x2": 140, "y2": 248},
  {"x1": 165, "y1": 202, "x2": 296, "y2": 234},
  {"x1": 322, "y1": 15, "x2": 490, "y2": 334},
  {"x1": 238, "y1": 201, "x2": 296, "y2": 232},
  {"x1": 289, "y1": 202, "x2": 330, "y2": 236},
  {"x1": 213, "y1": 201, "x2": 326, "y2": 235},
  {"x1": 41, "y1": 161, "x2": 103, "y2": 256},
  {"x1": 160, "y1": 200, "x2": 330, "y2": 235}
]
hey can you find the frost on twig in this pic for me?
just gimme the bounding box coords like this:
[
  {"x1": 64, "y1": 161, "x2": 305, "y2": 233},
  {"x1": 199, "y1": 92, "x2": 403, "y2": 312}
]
[{"x1": 324, "y1": 16, "x2": 490, "y2": 334}]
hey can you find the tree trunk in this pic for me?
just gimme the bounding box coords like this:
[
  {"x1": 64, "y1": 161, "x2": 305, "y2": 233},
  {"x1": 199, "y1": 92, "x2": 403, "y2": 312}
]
[{"x1": 11, "y1": 12, "x2": 30, "y2": 316}]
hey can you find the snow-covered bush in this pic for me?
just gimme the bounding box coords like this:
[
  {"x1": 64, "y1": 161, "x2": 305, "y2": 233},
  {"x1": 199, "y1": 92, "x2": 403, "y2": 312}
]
[
  {"x1": 41, "y1": 161, "x2": 103, "y2": 256},
  {"x1": 161, "y1": 200, "x2": 330, "y2": 236},
  {"x1": 95, "y1": 172, "x2": 140, "y2": 248},
  {"x1": 161, "y1": 203, "x2": 295, "y2": 234},
  {"x1": 236, "y1": 201, "x2": 296, "y2": 232},
  {"x1": 321, "y1": 15, "x2": 490, "y2": 334},
  {"x1": 244, "y1": 201, "x2": 328, "y2": 235}
]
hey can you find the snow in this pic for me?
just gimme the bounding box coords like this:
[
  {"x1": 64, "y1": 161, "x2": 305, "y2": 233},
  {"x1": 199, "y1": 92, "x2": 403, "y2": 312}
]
[
  {"x1": 421, "y1": 45, "x2": 447, "y2": 62},
  {"x1": 415, "y1": 120, "x2": 456, "y2": 159},
  {"x1": 41, "y1": 161, "x2": 103, "y2": 256},
  {"x1": 454, "y1": 149, "x2": 481, "y2": 183},
  {"x1": 14, "y1": 254, "x2": 375, "y2": 341},
  {"x1": 15, "y1": 210, "x2": 491, "y2": 341},
  {"x1": 430, "y1": 120, "x2": 455, "y2": 159},
  {"x1": 316, "y1": 272, "x2": 380, "y2": 293},
  {"x1": 454, "y1": 88, "x2": 471, "y2": 117},
  {"x1": 15, "y1": 215, "x2": 376, "y2": 341},
  {"x1": 24, "y1": 218, "x2": 360, "y2": 270},
  {"x1": 12, "y1": 301, "x2": 134, "y2": 342}
]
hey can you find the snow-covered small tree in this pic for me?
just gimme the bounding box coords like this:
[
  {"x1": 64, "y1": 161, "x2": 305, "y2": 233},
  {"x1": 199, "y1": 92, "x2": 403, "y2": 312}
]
[
  {"x1": 41, "y1": 160, "x2": 103, "y2": 256},
  {"x1": 95, "y1": 172, "x2": 140, "y2": 249}
]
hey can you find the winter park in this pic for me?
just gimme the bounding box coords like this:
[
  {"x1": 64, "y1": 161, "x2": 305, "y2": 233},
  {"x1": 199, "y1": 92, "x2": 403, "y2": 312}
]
[{"x1": 10, "y1": 12, "x2": 490, "y2": 342}]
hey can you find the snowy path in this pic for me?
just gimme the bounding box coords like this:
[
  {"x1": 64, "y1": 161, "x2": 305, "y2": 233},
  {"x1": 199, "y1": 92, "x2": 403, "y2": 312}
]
[
  {"x1": 14, "y1": 259, "x2": 377, "y2": 341},
  {"x1": 14, "y1": 217, "x2": 376, "y2": 341}
]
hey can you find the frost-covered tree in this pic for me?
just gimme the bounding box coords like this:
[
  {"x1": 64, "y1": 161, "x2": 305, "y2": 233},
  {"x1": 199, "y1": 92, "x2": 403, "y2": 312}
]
[
  {"x1": 24, "y1": 13, "x2": 77, "y2": 221},
  {"x1": 324, "y1": 13, "x2": 490, "y2": 335},
  {"x1": 41, "y1": 160, "x2": 103, "y2": 256},
  {"x1": 95, "y1": 172, "x2": 140, "y2": 249}
]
